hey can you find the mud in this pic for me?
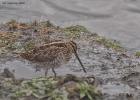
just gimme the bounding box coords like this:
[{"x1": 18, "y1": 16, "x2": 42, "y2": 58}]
[{"x1": 0, "y1": 21, "x2": 140, "y2": 100}]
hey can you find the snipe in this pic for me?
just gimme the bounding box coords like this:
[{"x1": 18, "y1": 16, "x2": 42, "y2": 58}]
[{"x1": 20, "y1": 40, "x2": 86, "y2": 77}]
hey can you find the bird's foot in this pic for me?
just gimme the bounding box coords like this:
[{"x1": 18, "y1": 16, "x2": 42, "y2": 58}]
[
  {"x1": 45, "y1": 69, "x2": 48, "y2": 76},
  {"x1": 52, "y1": 68, "x2": 57, "y2": 78}
]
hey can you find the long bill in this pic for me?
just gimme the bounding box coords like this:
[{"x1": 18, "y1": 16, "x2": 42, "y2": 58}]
[{"x1": 73, "y1": 49, "x2": 87, "y2": 73}]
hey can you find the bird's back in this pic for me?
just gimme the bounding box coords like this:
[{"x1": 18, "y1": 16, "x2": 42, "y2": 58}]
[{"x1": 20, "y1": 41, "x2": 74, "y2": 67}]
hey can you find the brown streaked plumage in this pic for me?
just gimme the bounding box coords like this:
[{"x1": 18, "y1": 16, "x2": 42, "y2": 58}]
[{"x1": 20, "y1": 41, "x2": 86, "y2": 76}]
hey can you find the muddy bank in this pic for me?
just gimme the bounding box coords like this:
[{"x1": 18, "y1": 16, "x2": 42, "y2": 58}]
[
  {"x1": 0, "y1": 70, "x2": 100, "y2": 100},
  {"x1": 0, "y1": 20, "x2": 140, "y2": 100}
]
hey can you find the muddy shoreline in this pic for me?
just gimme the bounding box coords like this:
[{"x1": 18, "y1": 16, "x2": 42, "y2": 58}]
[{"x1": 0, "y1": 20, "x2": 140, "y2": 100}]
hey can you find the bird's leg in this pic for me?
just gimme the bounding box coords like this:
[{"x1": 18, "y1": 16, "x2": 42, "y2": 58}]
[
  {"x1": 35, "y1": 66, "x2": 40, "y2": 72},
  {"x1": 45, "y1": 69, "x2": 48, "y2": 76},
  {"x1": 52, "y1": 68, "x2": 56, "y2": 77}
]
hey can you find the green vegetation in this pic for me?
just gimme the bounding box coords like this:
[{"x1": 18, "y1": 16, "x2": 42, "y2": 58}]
[
  {"x1": 40, "y1": 20, "x2": 55, "y2": 27},
  {"x1": 63, "y1": 25, "x2": 124, "y2": 51},
  {"x1": 6, "y1": 19, "x2": 17, "y2": 25},
  {"x1": 0, "y1": 32, "x2": 20, "y2": 47},
  {"x1": 135, "y1": 51, "x2": 140, "y2": 57},
  {"x1": 63, "y1": 25, "x2": 89, "y2": 38},
  {"x1": 93, "y1": 35, "x2": 124, "y2": 51},
  {"x1": 0, "y1": 76, "x2": 101, "y2": 100},
  {"x1": 0, "y1": 21, "x2": 124, "y2": 54},
  {"x1": 13, "y1": 77, "x2": 58, "y2": 99},
  {"x1": 0, "y1": 32, "x2": 21, "y2": 54},
  {"x1": 77, "y1": 82, "x2": 101, "y2": 100}
]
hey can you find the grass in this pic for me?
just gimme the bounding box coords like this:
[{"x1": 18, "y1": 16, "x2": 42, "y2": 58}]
[
  {"x1": 40, "y1": 20, "x2": 55, "y2": 27},
  {"x1": 63, "y1": 25, "x2": 89, "y2": 38},
  {"x1": 0, "y1": 32, "x2": 20, "y2": 47},
  {"x1": 93, "y1": 35, "x2": 124, "y2": 51},
  {"x1": 135, "y1": 51, "x2": 140, "y2": 57},
  {"x1": 0, "y1": 76, "x2": 102, "y2": 100},
  {"x1": 0, "y1": 32, "x2": 21, "y2": 54},
  {"x1": 77, "y1": 82, "x2": 101, "y2": 100},
  {"x1": 63, "y1": 25, "x2": 124, "y2": 51},
  {"x1": 6, "y1": 19, "x2": 30, "y2": 30},
  {"x1": 0, "y1": 21, "x2": 124, "y2": 53}
]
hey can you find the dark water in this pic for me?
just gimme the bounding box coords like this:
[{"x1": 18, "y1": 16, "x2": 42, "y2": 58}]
[{"x1": 0, "y1": 0, "x2": 140, "y2": 51}]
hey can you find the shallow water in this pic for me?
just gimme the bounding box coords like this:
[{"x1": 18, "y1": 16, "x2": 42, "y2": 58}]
[{"x1": 0, "y1": 0, "x2": 140, "y2": 51}]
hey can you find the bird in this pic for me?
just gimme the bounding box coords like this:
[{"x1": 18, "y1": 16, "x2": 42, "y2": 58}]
[{"x1": 20, "y1": 40, "x2": 86, "y2": 77}]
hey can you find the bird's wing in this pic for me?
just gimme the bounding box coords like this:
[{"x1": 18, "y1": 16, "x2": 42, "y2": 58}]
[
  {"x1": 32, "y1": 46, "x2": 63, "y2": 62},
  {"x1": 20, "y1": 42, "x2": 66, "y2": 61},
  {"x1": 33, "y1": 41, "x2": 66, "y2": 51}
]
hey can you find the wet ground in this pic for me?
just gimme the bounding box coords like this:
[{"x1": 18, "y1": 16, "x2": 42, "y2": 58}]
[{"x1": 0, "y1": 21, "x2": 140, "y2": 100}]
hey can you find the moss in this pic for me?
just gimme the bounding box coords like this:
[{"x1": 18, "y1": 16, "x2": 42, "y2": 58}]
[
  {"x1": 40, "y1": 20, "x2": 55, "y2": 28},
  {"x1": 0, "y1": 75, "x2": 102, "y2": 100},
  {"x1": 45, "y1": 20, "x2": 54, "y2": 27},
  {"x1": 135, "y1": 51, "x2": 140, "y2": 57},
  {"x1": 93, "y1": 35, "x2": 124, "y2": 51},
  {"x1": 6, "y1": 19, "x2": 18, "y2": 31},
  {"x1": 63, "y1": 25, "x2": 89, "y2": 38},
  {"x1": 13, "y1": 77, "x2": 58, "y2": 99},
  {"x1": 77, "y1": 82, "x2": 101, "y2": 100},
  {"x1": 6, "y1": 19, "x2": 17, "y2": 25}
]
